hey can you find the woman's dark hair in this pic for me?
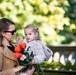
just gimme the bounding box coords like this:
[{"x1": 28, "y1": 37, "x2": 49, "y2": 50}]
[{"x1": 0, "y1": 18, "x2": 15, "y2": 46}]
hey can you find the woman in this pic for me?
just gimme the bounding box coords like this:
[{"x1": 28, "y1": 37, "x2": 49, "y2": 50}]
[{"x1": 0, "y1": 18, "x2": 24, "y2": 75}]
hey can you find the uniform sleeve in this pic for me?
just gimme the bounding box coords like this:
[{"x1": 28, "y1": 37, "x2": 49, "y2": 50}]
[{"x1": 30, "y1": 41, "x2": 46, "y2": 64}]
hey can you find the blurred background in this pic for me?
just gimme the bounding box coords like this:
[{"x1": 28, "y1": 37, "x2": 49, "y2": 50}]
[
  {"x1": 0, "y1": 0, "x2": 76, "y2": 74},
  {"x1": 0, "y1": 0, "x2": 76, "y2": 46}
]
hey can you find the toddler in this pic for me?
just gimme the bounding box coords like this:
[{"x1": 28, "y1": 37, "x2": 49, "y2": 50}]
[{"x1": 17, "y1": 24, "x2": 53, "y2": 75}]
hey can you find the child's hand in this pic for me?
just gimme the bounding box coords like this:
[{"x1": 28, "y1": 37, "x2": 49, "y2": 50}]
[
  {"x1": 29, "y1": 59, "x2": 35, "y2": 65},
  {"x1": 16, "y1": 36, "x2": 23, "y2": 45}
]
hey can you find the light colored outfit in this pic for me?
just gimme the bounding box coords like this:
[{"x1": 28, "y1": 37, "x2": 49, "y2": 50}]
[
  {"x1": 24, "y1": 40, "x2": 46, "y2": 64},
  {"x1": 0, "y1": 42, "x2": 19, "y2": 75}
]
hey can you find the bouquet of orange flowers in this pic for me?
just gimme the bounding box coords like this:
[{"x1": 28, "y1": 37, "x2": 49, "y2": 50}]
[{"x1": 14, "y1": 42, "x2": 34, "y2": 71}]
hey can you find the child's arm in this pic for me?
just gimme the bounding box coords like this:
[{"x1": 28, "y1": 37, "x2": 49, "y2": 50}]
[
  {"x1": 28, "y1": 41, "x2": 46, "y2": 64},
  {"x1": 16, "y1": 36, "x2": 23, "y2": 45}
]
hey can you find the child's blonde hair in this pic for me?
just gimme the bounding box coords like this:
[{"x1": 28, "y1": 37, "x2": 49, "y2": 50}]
[{"x1": 24, "y1": 24, "x2": 41, "y2": 40}]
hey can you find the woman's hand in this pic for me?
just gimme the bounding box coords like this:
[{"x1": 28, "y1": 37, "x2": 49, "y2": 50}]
[{"x1": 13, "y1": 66, "x2": 24, "y2": 72}]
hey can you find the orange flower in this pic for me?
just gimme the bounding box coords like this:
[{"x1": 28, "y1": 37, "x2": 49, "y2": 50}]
[
  {"x1": 20, "y1": 42, "x2": 26, "y2": 49},
  {"x1": 15, "y1": 45, "x2": 22, "y2": 52},
  {"x1": 16, "y1": 53, "x2": 22, "y2": 58}
]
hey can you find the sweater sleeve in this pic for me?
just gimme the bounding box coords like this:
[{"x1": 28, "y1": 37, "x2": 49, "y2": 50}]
[{"x1": 29, "y1": 41, "x2": 46, "y2": 64}]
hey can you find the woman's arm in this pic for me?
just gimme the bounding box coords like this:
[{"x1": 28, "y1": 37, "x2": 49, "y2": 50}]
[
  {"x1": 0, "y1": 48, "x2": 24, "y2": 75},
  {"x1": 0, "y1": 69, "x2": 15, "y2": 75},
  {"x1": 0, "y1": 63, "x2": 24, "y2": 75},
  {"x1": 0, "y1": 51, "x2": 15, "y2": 75}
]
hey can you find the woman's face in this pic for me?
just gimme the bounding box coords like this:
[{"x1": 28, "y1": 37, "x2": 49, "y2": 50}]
[
  {"x1": 2, "y1": 24, "x2": 16, "y2": 42},
  {"x1": 24, "y1": 28, "x2": 37, "y2": 42}
]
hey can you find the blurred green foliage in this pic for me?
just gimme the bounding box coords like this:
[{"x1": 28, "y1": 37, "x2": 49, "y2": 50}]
[
  {"x1": 0, "y1": 0, "x2": 76, "y2": 46},
  {"x1": 33, "y1": 61, "x2": 76, "y2": 75}
]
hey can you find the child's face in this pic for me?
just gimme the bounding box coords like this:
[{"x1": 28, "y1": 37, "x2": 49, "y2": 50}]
[{"x1": 24, "y1": 28, "x2": 37, "y2": 42}]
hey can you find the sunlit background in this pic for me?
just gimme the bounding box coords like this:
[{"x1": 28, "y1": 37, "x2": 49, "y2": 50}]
[
  {"x1": 0, "y1": 0, "x2": 76, "y2": 46},
  {"x1": 0, "y1": 0, "x2": 76, "y2": 74}
]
